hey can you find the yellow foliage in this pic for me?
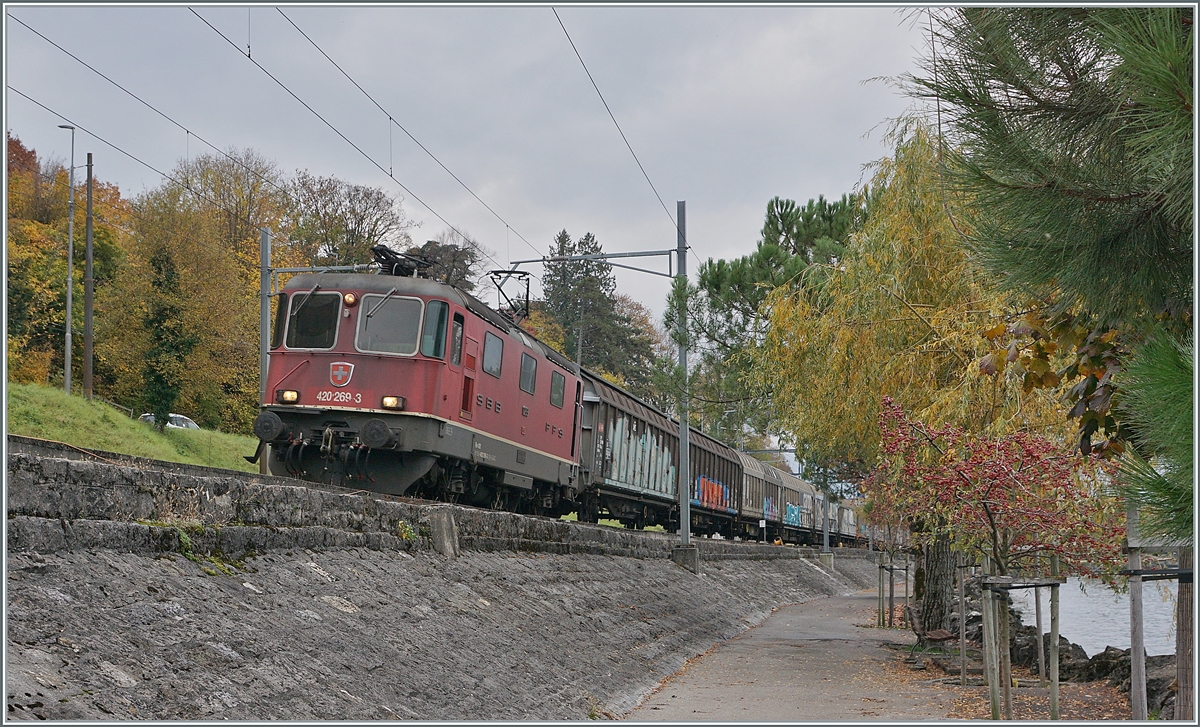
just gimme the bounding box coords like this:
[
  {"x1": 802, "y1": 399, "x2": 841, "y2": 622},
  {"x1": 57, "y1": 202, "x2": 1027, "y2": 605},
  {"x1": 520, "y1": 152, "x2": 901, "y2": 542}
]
[
  {"x1": 519, "y1": 306, "x2": 566, "y2": 355},
  {"x1": 7, "y1": 345, "x2": 51, "y2": 385},
  {"x1": 757, "y1": 122, "x2": 1067, "y2": 467}
]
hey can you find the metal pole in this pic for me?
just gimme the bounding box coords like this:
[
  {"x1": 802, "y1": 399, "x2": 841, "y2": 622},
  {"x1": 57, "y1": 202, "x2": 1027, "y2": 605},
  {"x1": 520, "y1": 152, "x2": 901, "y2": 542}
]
[
  {"x1": 889, "y1": 552, "x2": 896, "y2": 627},
  {"x1": 878, "y1": 553, "x2": 886, "y2": 627},
  {"x1": 676, "y1": 200, "x2": 690, "y2": 546},
  {"x1": 822, "y1": 494, "x2": 830, "y2": 553},
  {"x1": 259, "y1": 229, "x2": 271, "y2": 475},
  {"x1": 60, "y1": 125, "x2": 75, "y2": 394},
  {"x1": 259, "y1": 228, "x2": 271, "y2": 406},
  {"x1": 83, "y1": 152, "x2": 94, "y2": 401}
]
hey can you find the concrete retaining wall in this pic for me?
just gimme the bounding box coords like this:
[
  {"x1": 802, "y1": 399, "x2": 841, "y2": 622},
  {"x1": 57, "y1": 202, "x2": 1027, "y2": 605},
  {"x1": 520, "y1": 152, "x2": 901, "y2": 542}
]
[
  {"x1": 5, "y1": 441, "x2": 879, "y2": 721},
  {"x1": 6, "y1": 445, "x2": 873, "y2": 565}
]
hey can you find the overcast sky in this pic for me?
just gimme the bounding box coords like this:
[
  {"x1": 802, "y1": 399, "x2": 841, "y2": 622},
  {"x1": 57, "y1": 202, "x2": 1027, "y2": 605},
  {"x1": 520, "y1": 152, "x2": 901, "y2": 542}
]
[{"x1": 5, "y1": 4, "x2": 928, "y2": 319}]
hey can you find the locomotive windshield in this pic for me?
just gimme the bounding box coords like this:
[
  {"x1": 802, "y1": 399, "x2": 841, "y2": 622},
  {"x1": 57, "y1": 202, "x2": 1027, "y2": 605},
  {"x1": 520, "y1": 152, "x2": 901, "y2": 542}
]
[
  {"x1": 357, "y1": 294, "x2": 422, "y2": 355},
  {"x1": 285, "y1": 291, "x2": 341, "y2": 349}
]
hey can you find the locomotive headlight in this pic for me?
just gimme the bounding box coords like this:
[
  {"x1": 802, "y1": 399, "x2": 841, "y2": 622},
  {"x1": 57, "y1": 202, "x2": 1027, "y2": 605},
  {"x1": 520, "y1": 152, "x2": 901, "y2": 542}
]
[
  {"x1": 276, "y1": 389, "x2": 300, "y2": 404},
  {"x1": 381, "y1": 395, "x2": 405, "y2": 410},
  {"x1": 343, "y1": 292, "x2": 358, "y2": 307}
]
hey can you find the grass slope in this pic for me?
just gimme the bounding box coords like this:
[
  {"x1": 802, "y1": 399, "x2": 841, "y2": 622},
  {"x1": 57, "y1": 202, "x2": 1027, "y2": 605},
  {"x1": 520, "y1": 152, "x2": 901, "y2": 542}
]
[{"x1": 6, "y1": 383, "x2": 259, "y2": 473}]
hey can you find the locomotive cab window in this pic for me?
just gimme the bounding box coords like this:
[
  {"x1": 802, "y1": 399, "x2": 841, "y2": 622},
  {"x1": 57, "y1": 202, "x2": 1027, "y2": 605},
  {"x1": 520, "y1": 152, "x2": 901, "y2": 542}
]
[
  {"x1": 450, "y1": 313, "x2": 464, "y2": 366},
  {"x1": 285, "y1": 291, "x2": 341, "y2": 349},
  {"x1": 420, "y1": 300, "x2": 449, "y2": 359},
  {"x1": 270, "y1": 292, "x2": 288, "y2": 349},
  {"x1": 356, "y1": 294, "x2": 422, "y2": 355},
  {"x1": 482, "y1": 332, "x2": 503, "y2": 378},
  {"x1": 519, "y1": 353, "x2": 537, "y2": 394},
  {"x1": 550, "y1": 371, "x2": 566, "y2": 408}
]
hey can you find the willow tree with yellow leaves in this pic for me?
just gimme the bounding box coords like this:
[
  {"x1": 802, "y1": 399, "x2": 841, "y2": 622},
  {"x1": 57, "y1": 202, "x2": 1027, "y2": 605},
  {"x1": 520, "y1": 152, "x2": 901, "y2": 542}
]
[{"x1": 757, "y1": 121, "x2": 1069, "y2": 631}]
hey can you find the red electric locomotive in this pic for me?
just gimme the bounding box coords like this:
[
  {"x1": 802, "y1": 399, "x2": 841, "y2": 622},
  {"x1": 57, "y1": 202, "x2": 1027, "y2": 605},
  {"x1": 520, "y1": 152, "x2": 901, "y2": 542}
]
[
  {"x1": 249, "y1": 250, "x2": 865, "y2": 546},
  {"x1": 251, "y1": 263, "x2": 584, "y2": 515}
]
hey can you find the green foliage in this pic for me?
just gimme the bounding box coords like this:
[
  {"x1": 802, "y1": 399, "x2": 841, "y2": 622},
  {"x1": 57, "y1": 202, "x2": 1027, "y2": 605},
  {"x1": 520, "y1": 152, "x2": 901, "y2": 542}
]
[
  {"x1": 760, "y1": 193, "x2": 869, "y2": 264},
  {"x1": 6, "y1": 383, "x2": 260, "y2": 472},
  {"x1": 669, "y1": 192, "x2": 870, "y2": 447},
  {"x1": 1117, "y1": 332, "x2": 1194, "y2": 544},
  {"x1": 397, "y1": 521, "x2": 417, "y2": 541},
  {"x1": 142, "y1": 246, "x2": 197, "y2": 431},
  {"x1": 907, "y1": 7, "x2": 1192, "y2": 333},
  {"x1": 540, "y1": 230, "x2": 662, "y2": 398}
]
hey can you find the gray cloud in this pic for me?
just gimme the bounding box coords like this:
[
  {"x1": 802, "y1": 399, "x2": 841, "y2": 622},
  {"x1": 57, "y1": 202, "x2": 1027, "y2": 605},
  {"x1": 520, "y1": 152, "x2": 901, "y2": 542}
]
[{"x1": 6, "y1": 5, "x2": 926, "y2": 318}]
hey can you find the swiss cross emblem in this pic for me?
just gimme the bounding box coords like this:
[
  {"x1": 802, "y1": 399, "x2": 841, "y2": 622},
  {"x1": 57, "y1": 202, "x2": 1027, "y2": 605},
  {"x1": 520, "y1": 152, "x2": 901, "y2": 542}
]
[{"x1": 330, "y1": 362, "x2": 354, "y2": 387}]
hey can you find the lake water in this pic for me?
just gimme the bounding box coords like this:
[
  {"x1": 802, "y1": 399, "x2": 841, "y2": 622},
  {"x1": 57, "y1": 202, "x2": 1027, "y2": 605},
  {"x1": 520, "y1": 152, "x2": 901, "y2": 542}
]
[{"x1": 1006, "y1": 577, "x2": 1178, "y2": 657}]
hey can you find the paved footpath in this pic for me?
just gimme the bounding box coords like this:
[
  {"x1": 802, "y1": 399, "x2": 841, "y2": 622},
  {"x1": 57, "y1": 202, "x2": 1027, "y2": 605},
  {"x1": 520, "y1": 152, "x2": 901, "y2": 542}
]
[{"x1": 625, "y1": 591, "x2": 960, "y2": 722}]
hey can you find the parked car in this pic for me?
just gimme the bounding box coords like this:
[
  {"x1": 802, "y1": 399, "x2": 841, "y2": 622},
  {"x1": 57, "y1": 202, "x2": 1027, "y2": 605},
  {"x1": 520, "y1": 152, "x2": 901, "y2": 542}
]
[{"x1": 138, "y1": 413, "x2": 201, "y2": 430}]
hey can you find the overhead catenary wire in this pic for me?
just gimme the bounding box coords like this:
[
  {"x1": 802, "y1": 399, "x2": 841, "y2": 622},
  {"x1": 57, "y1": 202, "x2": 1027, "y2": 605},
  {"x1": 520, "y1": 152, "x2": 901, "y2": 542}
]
[
  {"x1": 188, "y1": 7, "x2": 509, "y2": 275},
  {"x1": 10, "y1": 11, "x2": 501, "y2": 281},
  {"x1": 551, "y1": 7, "x2": 702, "y2": 271},
  {"x1": 7, "y1": 13, "x2": 297, "y2": 205},
  {"x1": 8, "y1": 154, "x2": 149, "y2": 239},
  {"x1": 7, "y1": 86, "x2": 285, "y2": 233},
  {"x1": 275, "y1": 6, "x2": 543, "y2": 263}
]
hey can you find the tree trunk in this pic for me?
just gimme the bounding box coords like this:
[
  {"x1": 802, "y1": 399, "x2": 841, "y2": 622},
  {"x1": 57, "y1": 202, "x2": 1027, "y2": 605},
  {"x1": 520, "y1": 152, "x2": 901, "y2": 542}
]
[
  {"x1": 921, "y1": 533, "x2": 954, "y2": 631},
  {"x1": 1176, "y1": 547, "x2": 1193, "y2": 721}
]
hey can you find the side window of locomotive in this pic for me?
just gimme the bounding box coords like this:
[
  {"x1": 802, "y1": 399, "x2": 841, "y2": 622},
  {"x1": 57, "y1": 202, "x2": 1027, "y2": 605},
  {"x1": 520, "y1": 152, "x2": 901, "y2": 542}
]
[
  {"x1": 550, "y1": 371, "x2": 566, "y2": 408},
  {"x1": 420, "y1": 300, "x2": 449, "y2": 359},
  {"x1": 356, "y1": 294, "x2": 423, "y2": 355},
  {"x1": 482, "y1": 332, "x2": 503, "y2": 378},
  {"x1": 285, "y1": 291, "x2": 341, "y2": 349},
  {"x1": 270, "y1": 292, "x2": 288, "y2": 349},
  {"x1": 450, "y1": 314, "x2": 464, "y2": 366},
  {"x1": 519, "y1": 353, "x2": 537, "y2": 394}
]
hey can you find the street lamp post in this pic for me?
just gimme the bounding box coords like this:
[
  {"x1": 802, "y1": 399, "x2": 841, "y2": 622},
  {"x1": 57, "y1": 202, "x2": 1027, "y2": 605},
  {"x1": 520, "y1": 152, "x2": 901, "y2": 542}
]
[{"x1": 59, "y1": 124, "x2": 75, "y2": 394}]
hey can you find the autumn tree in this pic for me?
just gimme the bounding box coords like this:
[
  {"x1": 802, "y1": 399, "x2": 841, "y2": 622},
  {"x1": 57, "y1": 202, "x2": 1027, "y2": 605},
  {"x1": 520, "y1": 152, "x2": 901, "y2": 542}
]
[
  {"x1": 408, "y1": 228, "x2": 487, "y2": 292},
  {"x1": 666, "y1": 192, "x2": 869, "y2": 446},
  {"x1": 288, "y1": 169, "x2": 414, "y2": 267},
  {"x1": 7, "y1": 134, "x2": 124, "y2": 386},
  {"x1": 759, "y1": 123, "x2": 1065, "y2": 467},
  {"x1": 758, "y1": 122, "x2": 1070, "y2": 632},
  {"x1": 869, "y1": 397, "x2": 1124, "y2": 715},
  {"x1": 98, "y1": 171, "x2": 253, "y2": 431},
  {"x1": 909, "y1": 10, "x2": 1193, "y2": 712}
]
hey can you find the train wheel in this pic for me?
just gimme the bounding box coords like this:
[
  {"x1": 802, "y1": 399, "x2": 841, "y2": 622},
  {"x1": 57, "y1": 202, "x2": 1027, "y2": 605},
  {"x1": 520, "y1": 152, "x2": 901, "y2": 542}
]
[{"x1": 577, "y1": 494, "x2": 599, "y2": 524}]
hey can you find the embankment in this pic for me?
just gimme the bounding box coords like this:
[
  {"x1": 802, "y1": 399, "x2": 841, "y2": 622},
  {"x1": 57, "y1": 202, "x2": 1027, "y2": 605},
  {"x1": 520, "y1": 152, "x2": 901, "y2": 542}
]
[{"x1": 5, "y1": 437, "x2": 876, "y2": 720}]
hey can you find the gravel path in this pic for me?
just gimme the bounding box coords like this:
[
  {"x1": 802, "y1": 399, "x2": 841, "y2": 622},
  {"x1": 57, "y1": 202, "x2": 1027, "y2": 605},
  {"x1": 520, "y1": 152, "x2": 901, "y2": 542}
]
[{"x1": 626, "y1": 591, "x2": 959, "y2": 721}]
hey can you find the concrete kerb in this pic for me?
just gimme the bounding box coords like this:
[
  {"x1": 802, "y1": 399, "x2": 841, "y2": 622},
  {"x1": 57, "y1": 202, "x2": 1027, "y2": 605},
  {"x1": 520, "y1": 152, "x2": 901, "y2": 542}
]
[{"x1": 6, "y1": 450, "x2": 879, "y2": 566}]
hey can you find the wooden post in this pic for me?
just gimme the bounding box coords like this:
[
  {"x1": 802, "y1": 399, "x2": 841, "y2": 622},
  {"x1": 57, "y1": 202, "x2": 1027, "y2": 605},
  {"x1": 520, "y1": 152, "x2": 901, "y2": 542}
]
[
  {"x1": 878, "y1": 552, "x2": 886, "y2": 628},
  {"x1": 889, "y1": 553, "x2": 896, "y2": 628},
  {"x1": 903, "y1": 553, "x2": 910, "y2": 623},
  {"x1": 959, "y1": 554, "x2": 967, "y2": 686},
  {"x1": 999, "y1": 589, "x2": 1013, "y2": 719},
  {"x1": 1050, "y1": 553, "x2": 1060, "y2": 720},
  {"x1": 1130, "y1": 546, "x2": 1147, "y2": 719},
  {"x1": 982, "y1": 556, "x2": 1001, "y2": 719},
  {"x1": 1176, "y1": 547, "x2": 1193, "y2": 721},
  {"x1": 1035, "y1": 563, "x2": 1047, "y2": 687}
]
